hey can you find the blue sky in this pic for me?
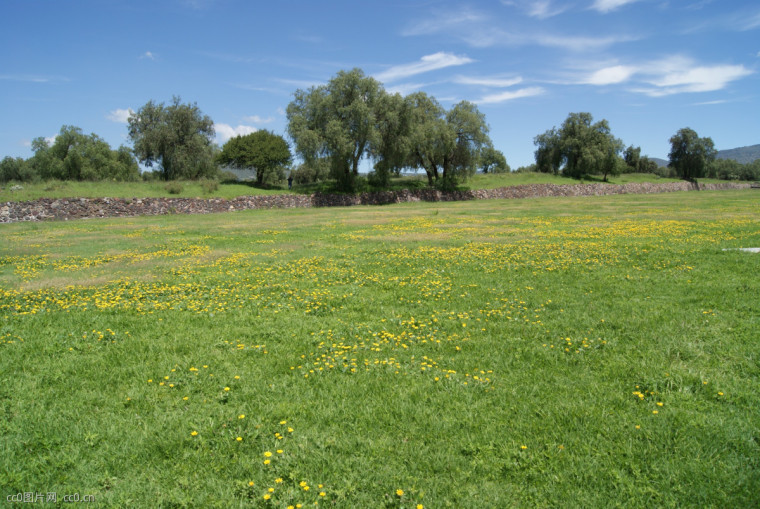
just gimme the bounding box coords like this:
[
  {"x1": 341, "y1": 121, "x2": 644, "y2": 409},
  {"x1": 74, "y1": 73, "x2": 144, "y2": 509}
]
[{"x1": 1, "y1": 0, "x2": 758, "y2": 169}]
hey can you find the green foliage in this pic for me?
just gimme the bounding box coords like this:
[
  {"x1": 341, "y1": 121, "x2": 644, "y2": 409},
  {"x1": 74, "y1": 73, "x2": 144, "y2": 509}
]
[
  {"x1": 668, "y1": 127, "x2": 717, "y2": 181},
  {"x1": 479, "y1": 144, "x2": 510, "y2": 173},
  {"x1": 287, "y1": 69, "x2": 383, "y2": 192},
  {"x1": 405, "y1": 93, "x2": 492, "y2": 187},
  {"x1": 216, "y1": 130, "x2": 291, "y2": 186},
  {"x1": 164, "y1": 181, "x2": 184, "y2": 194},
  {"x1": 534, "y1": 113, "x2": 624, "y2": 180},
  {"x1": 128, "y1": 96, "x2": 216, "y2": 181},
  {"x1": 24, "y1": 126, "x2": 139, "y2": 182},
  {"x1": 708, "y1": 158, "x2": 760, "y2": 181},
  {"x1": 200, "y1": 178, "x2": 219, "y2": 194},
  {"x1": 287, "y1": 69, "x2": 497, "y2": 191},
  {"x1": 624, "y1": 145, "x2": 641, "y2": 172},
  {"x1": 0, "y1": 156, "x2": 36, "y2": 183}
]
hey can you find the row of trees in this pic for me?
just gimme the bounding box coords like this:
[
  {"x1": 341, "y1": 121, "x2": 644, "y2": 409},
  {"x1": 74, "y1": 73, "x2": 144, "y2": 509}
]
[
  {"x1": 532, "y1": 113, "x2": 759, "y2": 182},
  {"x1": 1, "y1": 126, "x2": 140, "y2": 183},
  {"x1": 287, "y1": 68, "x2": 507, "y2": 191},
  {"x1": 3, "y1": 73, "x2": 757, "y2": 187}
]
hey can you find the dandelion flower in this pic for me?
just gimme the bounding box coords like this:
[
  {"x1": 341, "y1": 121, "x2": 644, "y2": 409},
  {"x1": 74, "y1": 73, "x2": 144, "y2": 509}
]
[
  {"x1": 191, "y1": 431, "x2": 198, "y2": 437},
  {"x1": 521, "y1": 445, "x2": 527, "y2": 450},
  {"x1": 319, "y1": 492, "x2": 326, "y2": 497},
  {"x1": 236, "y1": 437, "x2": 242, "y2": 442},
  {"x1": 264, "y1": 451, "x2": 272, "y2": 457},
  {"x1": 263, "y1": 494, "x2": 271, "y2": 501},
  {"x1": 275, "y1": 478, "x2": 283, "y2": 484},
  {"x1": 248, "y1": 481, "x2": 255, "y2": 487},
  {"x1": 238, "y1": 414, "x2": 245, "y2": 419},
  {"x1": 396, "y1": 489, "x2": 404, "y2": 497},
  {"x1": 264, "y1": 459, "x2": 271, "y2": 465},
  {"x1": 224, "y1": 387, "x2": 230, "y2": 391},
  {"x1": 656, "y1": 402, "x2": 663, "y2": 407}
]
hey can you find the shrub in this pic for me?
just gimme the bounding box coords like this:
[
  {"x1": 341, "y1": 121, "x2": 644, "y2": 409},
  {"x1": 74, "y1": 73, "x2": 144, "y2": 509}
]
[
  {"x1": 164, "y1": 182, "x2": 184, "y2": 195},
  {"x1": 201, "y1": 178, "x2": 219, "y2": 194}
]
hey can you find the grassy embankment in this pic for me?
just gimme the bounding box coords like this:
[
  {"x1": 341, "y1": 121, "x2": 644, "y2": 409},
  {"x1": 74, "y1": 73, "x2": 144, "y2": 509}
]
[
  {"x1": 1, "y1": 190, "x2": 758, "y2": 507},
  {"x1": 0, "y1": 172, "x2": 712, "y2": 202}
]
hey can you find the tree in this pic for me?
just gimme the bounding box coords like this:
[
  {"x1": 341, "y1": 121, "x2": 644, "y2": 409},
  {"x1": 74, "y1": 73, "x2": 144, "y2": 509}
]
[
  {"x1": 26, "y1": 125, "x2": 139, "y2": 181},
  {"x1": 287, "y1": 69, "x2": 383, "y2": 191},
  {"x1": 480, "y1": 144, "x2": 509, "y2": 173},
  {"x1": 128, "y1": 96, "x2": 216, "y2": 180},
  {"x1": 533, "y1": 128, "x2": 562, "y2": 174},
  {"x1": 668, "y1": 128, "x2": 717, "y2": 181},
  {"x1": 0, "y1": 156, "x2": 34, "y2": 183},
  {"x1": 217, "y1": 130, "x2": 291, "y2": 186},
  {"x1": 624, "y1": 145, "x2": 641, "y2": 172},
  {"x1": 533, "y1": 112, "x2": 623, "y2": 180},
  {"x1": 406, "y1": 95, "x2": 491, "y2": 187},
  {"x1": 369, "y1": 92, "x2": 411, "y2": 187}
]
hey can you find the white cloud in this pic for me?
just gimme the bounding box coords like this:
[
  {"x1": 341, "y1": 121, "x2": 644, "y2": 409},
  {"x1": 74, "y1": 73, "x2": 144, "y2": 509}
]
[
  {"x1": 477, "y1": 87, "x2": 545, "y2": 104},
  {"x1": 693, "y1": 99, "x2": 728, "y2": 105},
  {"x1": 535, "y1": 34, "x2": 636, "y2": 51},
  {"x1": 107, "y1": 108, "x2": 134, "y2": 123},
  {"x1": 374, "y1": 52, "x2": 474, "y2": 83},
  {"x1": 140, "y1": 51, "x2": 155, "y2": 60},
  {"x1": 385, "y1": 82, "x2": 427, "y2": 96},
  {"x1": 591, "y1": 0, "x2": 642, "y2": 13},
  {"x1": 242, "y1": 115, "x2": 274, "y2": 124},
  {"x1": 403, "y1": 6, "x2": 634, "y2": 50},
  {"x1": 453, "y1": 75, "x2": 523, "y2": 87},
  {"x1": 582, "y1": 65, "x2": 637, "y2": 85},
  {"x1": 214, "y1": 124, "x2": 257, "y2": 144},
  {"x1": 0, "y1": 74, "x2": 69, "y2": 83},
  {"x1": 502, "y1": 0, "x2": 569, "y2": 19},
  {"x1": 576, "y1": 56, "x2": 753, "y2": 96}
]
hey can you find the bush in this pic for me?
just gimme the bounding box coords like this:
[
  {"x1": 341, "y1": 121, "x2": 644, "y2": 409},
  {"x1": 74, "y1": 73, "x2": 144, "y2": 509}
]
[
  {"x1": 164, "y1": 182, "x2": 184, "y2": 195},
  {"x1": 200, "y1": 178, "x2": 219, "y2": 194}
]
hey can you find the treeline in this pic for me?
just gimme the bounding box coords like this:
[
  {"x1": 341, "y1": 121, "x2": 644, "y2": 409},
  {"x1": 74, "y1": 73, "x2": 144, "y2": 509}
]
[
  {"x1": 3, "y1": 69, "x2": 759, "y2": 188},
  {"x1": 1, "y1": 126, "x2": 140, "y2": 183},
  {"x1": 525, "y1": 112, "x2": 759, "y2": 182}
]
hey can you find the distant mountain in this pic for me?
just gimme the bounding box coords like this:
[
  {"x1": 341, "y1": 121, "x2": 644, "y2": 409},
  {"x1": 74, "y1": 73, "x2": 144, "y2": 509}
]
[
  {"x1": 715, "y1": 144, "x2": 760, "y2": 164},
  {"x1": 650, "y1": 144, "x2": 760, "y2": 167}
]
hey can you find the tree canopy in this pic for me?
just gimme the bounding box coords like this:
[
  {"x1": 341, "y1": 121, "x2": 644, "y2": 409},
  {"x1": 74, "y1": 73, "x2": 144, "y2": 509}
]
[
  {"x1": 287, "y1": 69, "x2": 383, "y2": 191},
  {"x1": 668, "y1": 127, "x2": 717, "y2": 181},
  {"x1": 128, "y1": 96, "x2": 216, "y2": 181},
  {"x1": 287, "y1": 69, "x2": 496, "y2": 191},
  {"x1": 534, "y1": 112, "x2": 623, "y2": 181},
  {"x1": 24, "y1": 125, "x2": 139, "y2": 182},
  {"x1": 217, "y1": 130, "x2": 291, "y2": 186}
]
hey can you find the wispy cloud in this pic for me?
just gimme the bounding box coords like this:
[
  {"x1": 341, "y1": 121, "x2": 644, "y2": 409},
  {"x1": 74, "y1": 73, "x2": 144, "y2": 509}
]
[
  {"x1": 214, "y1": 124, "x2": 257, "y2": 144},
  {"x1": 403, "y1": 6, "x2": 635, "y2": 50},
  {"x1": 374, "y1": 52, "x2": 474, "y2": 83},
  {"x1": 591, "y1": 0, "x2": 642, "y2": 13},
  {"x1": 242, "y1": 115, "x2": 274, "y2": 124},
  {"x1": 502, "y1": 0, "x2": 569, "y2": 19},
  {"x1": 577, "y1": 56, "x2": 753, "y2": 96},
  {"x1": 738, "y1": 10, "x2": 760, "y2": 30},
  {"x1": 453, "y1": 75, "x2": 523, "y2": 87},
  {"x1": 0, "y1": 74, "x2": 69, "y2": 83},
  {"x1": 693, "y1": 99, "x2": 728, "y2": 105},
  {"x1": 140, "y1": 51, "x2": 156, "y2": 60},
  {"x1": 107, "y1": 108, "x2": 134, "y2": 123},
  {"x1": 477, "y1": 87, "x2": 545, "y2": 104}
]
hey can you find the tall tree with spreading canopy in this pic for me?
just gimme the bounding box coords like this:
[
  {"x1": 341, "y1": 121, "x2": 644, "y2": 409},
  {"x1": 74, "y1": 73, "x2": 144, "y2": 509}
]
[
  {"x1": 534, "y1": 112, "x2": 623, "y2": 180},
  {"x1": 406, "y1": 94, "x2": 491, "y2": 187},
  {"x1": 217, "y1": 130, "x2": 291, "y2": 186},
  {"x1": 128, "y1": 96, "x2": 216, "y2": 180},
  {"x1": 287, "y1": 69, "x2": 383, "y2": 191},
  {"x1": 668, "y1": 127, "x2": 717, "y2": 181}
]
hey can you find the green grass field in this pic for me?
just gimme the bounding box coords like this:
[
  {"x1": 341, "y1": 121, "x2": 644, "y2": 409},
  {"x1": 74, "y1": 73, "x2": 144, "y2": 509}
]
[
  {"x1": 0, "y1": 172, "x2": 708, "y2": 203},
  {"x1": 1, "y1": 190, "x2": 758, "y2": 507}
]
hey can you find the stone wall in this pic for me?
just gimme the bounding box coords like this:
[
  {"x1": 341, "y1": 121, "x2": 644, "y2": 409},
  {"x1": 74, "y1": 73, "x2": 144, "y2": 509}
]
[{"x1": 0, "y1": 181, "x2": 751, "y2": 223}]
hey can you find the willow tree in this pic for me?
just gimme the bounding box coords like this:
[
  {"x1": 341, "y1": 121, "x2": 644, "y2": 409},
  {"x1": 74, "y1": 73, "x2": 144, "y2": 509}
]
[{"x1": 287, "y1": 69, "x2": 383, "y2": 191}]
